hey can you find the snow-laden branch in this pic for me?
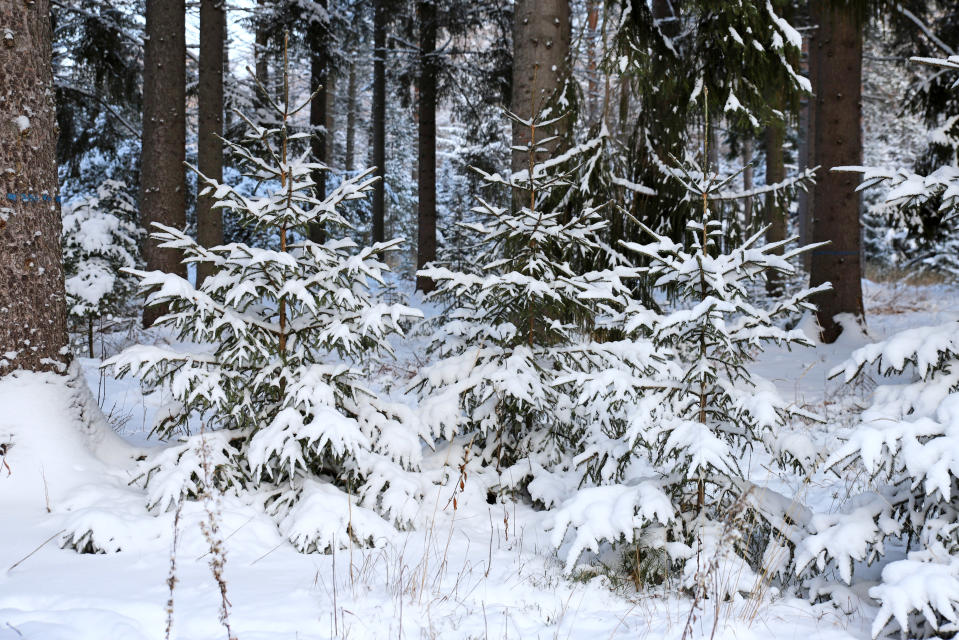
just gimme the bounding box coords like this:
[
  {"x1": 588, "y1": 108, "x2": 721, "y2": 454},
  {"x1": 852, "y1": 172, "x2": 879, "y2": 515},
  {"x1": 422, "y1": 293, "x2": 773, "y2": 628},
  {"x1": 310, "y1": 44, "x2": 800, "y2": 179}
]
[{"x1": 706, "y1": 166, "x2": 818, "y2": 201}]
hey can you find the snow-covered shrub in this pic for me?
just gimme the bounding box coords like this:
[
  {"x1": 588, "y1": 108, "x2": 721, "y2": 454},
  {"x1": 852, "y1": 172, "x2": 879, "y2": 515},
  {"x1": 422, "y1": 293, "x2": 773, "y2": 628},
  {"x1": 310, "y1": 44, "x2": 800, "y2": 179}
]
[
  {"x1": 813, "y1": 320, "x2": 959, "y2": 637},
  {"x1": 413, "y1": 108, "x2": 664, "y2": 481},
  {"x1": 547, "y1": 152, "x2": 824, "y2": 587},
  {"x1": 61, "y1": 179, "x2": 141, "y2": 357},
  {"x1": 105, "y1": 75, "x2": 425, "y2": 553},
  {"x1": 814, "y1": 55, "x2": 959, "y2": 637}
]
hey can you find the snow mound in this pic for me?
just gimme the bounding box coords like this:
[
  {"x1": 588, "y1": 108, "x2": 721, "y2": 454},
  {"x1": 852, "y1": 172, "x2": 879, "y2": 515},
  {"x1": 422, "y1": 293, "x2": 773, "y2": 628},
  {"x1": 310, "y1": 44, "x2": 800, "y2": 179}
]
[
  {"x1": 0, "y1": 368, "x2": 136, "y2": 513},
  {"x1": 546, "y1": 481, "x2": 674, "y2": 573},
  {"x1": 280, "y1": 479, "x2": 395, "y2": 552},
  {"x1": 0, "y1": 368, "x2": 157, "y2": 554}
]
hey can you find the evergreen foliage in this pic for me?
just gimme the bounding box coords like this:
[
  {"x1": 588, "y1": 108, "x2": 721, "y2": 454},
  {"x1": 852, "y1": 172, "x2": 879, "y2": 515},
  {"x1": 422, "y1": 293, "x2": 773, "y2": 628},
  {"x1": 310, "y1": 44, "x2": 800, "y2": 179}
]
[
  {"x1": 548, "y1": 134, "x2": 825, "y2": 589},
  {"x1": 104, "y1": 69, "x2": 425, "y2": 552},
  {"x1": 414, "y1": 108, "x2": 662, "y2": 475},
  {"x1": 801, "y1": 54, "x2": 959, "y2": 638},
  {"x1": 817, "y1": 318, "x2": 959, "y2": 637},
  {"x1": 52, "y1": 0, "x2": 142, "y2": 194},
  {"x1": 61, "y1": 179, "x2": 142, "y2": 356},
  {"x1": 612, "y1": 0, "x2": 808, "y2": 242}
]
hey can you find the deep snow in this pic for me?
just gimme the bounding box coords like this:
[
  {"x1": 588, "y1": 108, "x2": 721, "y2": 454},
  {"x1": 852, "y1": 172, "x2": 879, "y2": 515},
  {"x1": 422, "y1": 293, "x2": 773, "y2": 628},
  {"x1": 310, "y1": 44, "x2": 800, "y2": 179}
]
[{"x1": 1, "y1": 279, "x2": 957, "y2": 640}]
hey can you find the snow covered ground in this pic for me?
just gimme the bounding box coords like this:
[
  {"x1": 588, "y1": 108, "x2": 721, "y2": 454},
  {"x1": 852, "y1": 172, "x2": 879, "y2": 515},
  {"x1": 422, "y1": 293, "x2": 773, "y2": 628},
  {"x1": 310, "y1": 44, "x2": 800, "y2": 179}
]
[{"x1": 1, "y1": 279, "x2": 957, "y2": 640}]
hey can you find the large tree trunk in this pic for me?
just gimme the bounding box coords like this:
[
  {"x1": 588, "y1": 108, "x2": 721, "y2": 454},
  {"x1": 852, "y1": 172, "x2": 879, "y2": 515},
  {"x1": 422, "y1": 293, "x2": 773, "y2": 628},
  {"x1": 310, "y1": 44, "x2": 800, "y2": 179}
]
[
  {"x1": 0, "y1": 0, "x2": 70, "y2": 375},
  {"x1": 510, "y1": 0, "x2": 571, "y2": 174},
  {"x1": 308, "y1": 2, "x2": 328, "y2": 243},
  {"x1": 809, "y1": 0, "x2": 864, "y2": 342},
  {"x1": 764, "y1": 97, "x2": 786, "y2": 296},
  {"x1": 345, "y1": 57, "x2": 357, "y2": 172},
  {"x1": 141, "y1": 0, "x2": 187, "y2": 328},
  {"x1": 415, "y1": 0, "x2": 437, "y2": 293},
  {"x1": 197, "y1": 0, "x2": 225, "y2": 286},
  {"x1": 371, "y1": 0, "x2": 386, "y2": 243}
]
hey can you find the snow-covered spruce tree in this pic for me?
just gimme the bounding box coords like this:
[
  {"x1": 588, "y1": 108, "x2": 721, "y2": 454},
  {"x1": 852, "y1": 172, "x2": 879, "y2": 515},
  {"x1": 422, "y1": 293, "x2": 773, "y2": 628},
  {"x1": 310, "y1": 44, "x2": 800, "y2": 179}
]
[
  {"x1": 99, "y1": 67, "x2": 425, "y2": 553},
  {"x1": 61, "y1": 179, "x2": 142, "y2": 358},
  {"x1": 413, "y1": 108, "x2": 664, "y2": 485},
  {"x1": 548, "y1": 139, "x2": 826, "y2": 589},
  {"x1": 798, "y1": 55, "x2": 959, "y2": 639},
  {"x1": 816, "y1": 321, "x2": 959, "y2": 638}
]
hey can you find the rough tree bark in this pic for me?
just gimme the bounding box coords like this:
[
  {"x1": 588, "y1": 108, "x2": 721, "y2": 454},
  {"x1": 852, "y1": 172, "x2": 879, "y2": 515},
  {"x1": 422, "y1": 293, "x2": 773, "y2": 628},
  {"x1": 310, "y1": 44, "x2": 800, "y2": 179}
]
[
  {"x1": 141, "y1": 0, "x2": 187, "y2": 328},
  {"x1": 510, "y1": 0, "x2": 571, "y2": 174},
  {"x1": 809, "y1": 0, "x2": 865, "y2": 342},
  {"x1": 0, "y1": 0, "x2": 70, "y2": 375},
  {"x1": 197, "y1": 0, "x2": 225, "y2": 286},
  {"x1": 371, "y1": 0, "x2": 386, "y2": 243},
  {"x1": 309, "y1": 1, "x2": 328, "y2": 243},
  {"x1": 415, "y1": 0, "x2": 437, "y2": 293}
]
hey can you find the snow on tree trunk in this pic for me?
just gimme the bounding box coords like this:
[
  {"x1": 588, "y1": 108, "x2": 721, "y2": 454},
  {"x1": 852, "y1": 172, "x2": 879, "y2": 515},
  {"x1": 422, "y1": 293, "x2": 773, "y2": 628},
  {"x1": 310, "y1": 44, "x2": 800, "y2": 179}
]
[{"x1": 510, "y1": 0, "x2": 570, "y2": 175}]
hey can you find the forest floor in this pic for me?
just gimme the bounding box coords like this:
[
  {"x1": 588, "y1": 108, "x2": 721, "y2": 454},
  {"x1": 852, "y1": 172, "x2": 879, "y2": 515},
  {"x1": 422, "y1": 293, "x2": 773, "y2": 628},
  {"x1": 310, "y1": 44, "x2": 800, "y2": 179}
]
[{"x1": 1, "y1": 278, "x2": 957, "y2": 640}]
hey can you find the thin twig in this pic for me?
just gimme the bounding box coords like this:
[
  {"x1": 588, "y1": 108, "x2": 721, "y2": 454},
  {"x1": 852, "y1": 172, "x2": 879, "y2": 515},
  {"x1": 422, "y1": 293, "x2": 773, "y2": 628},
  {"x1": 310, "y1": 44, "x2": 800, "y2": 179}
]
[{"x1": 7, "y1": 530, "x2": 65, "y2": 572}]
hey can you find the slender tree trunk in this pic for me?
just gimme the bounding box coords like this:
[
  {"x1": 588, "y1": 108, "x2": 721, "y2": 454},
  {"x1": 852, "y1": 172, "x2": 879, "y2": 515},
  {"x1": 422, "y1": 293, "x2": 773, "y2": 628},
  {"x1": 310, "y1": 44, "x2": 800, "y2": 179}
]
[
  {"x1": 372, "y1": 0, "x2": 387, "y2": 243},
  {"x1": 88, "y1": 317, "x2": 94, "y2": 359},
  {"x1": 326, "y1": 69, "x2": 336, "y2": 167},
  {"x1": 798, "y1": 32, "x2": 815, "y2": 271},
  {"x1": 618, "y1": 77, "x2": 630, "y2": 142},
  {"x1": 586, "y1": 0, "x2": 599, "y2": 125},
  {"x1": 743, "y1": 137, "x2": 754, "y2": 230},
  {"x1": 510, "y1": 0, "x2": 571, "y2": 174},
  {"x1": 346, "y1": 59, "x2": 357, "y2": 172},
  {"x1": 0, "y1": 0, "x2": 69, "y2": 375},
  {"x1": 254, "y1": 0, "x2": 270, "y2": 95},
  {"x1": 223, "y1": 19, "x2": 234, "y2": 135},
  {"x1": 809, "y1": 0, "x2": 864, "y2": 342},
  {"x1": 141, "y1": 0, "x2": 187, "y2": 328},
  {"x1": 309, "y1": 3, "x2": 328, "y2": 243},
  {"x1": 197, "y1": 0, "x2": 225, "y2": 286},
  {"x1": 764, "y1": 98, "x2": 786, "y2": 296},
  {"x1": 416, "y1": 0, "x2": 437, "y2": 293},
  {"x1": 345, "y1": 58, "x2": 357, "y2": 172}
]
